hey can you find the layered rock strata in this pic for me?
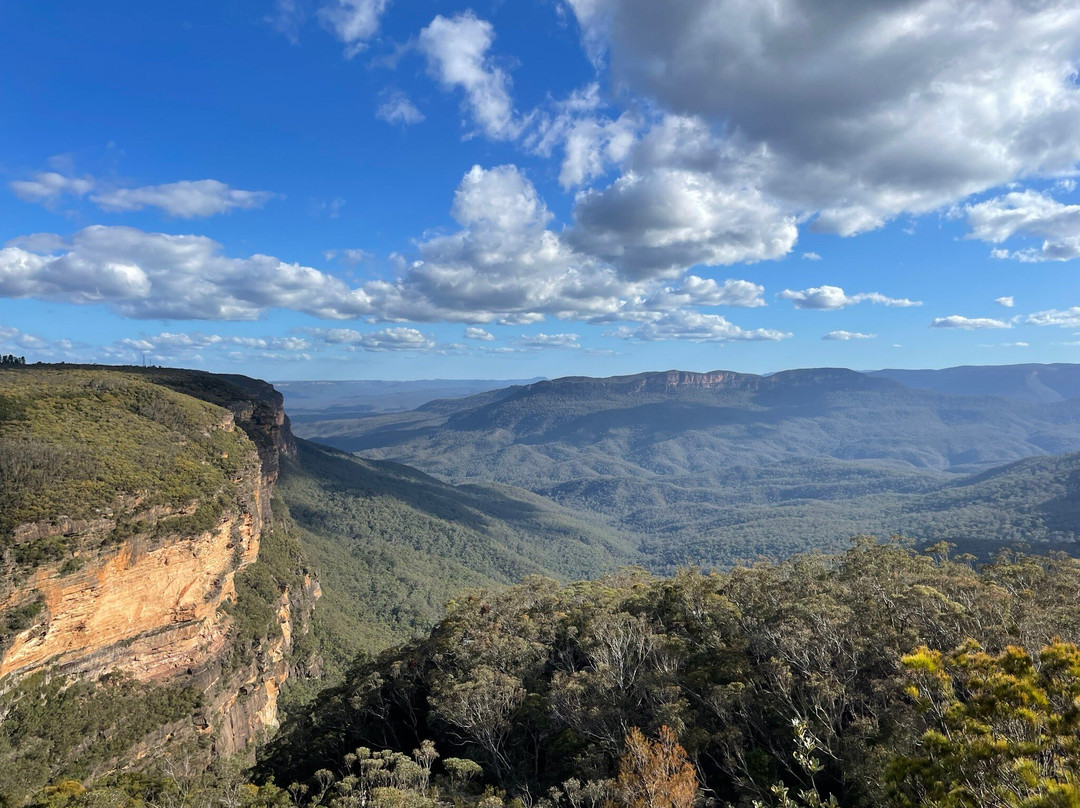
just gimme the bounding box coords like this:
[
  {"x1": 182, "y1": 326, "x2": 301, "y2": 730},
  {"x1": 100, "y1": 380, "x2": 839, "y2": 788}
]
[{"x1": 0, "y1": 374, "x2": 316, "y2": 759}]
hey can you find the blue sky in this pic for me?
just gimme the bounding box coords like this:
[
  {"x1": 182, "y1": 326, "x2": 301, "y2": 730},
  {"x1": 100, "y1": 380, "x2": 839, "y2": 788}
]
[{"x1": 2, "y1": 0, "x2": 1080, "y2": 381}]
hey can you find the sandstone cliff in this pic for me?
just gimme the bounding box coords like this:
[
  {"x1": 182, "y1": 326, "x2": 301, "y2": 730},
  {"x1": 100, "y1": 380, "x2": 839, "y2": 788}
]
[{"x1": 0, "y1": 368, "x2": 318, "y2": 774}]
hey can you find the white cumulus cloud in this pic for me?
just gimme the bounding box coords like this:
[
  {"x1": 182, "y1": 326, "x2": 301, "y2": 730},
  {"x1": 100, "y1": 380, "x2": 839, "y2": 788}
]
[
  {"x1": 567, "y1": 0, "x2": 1080, "y2": 232},
  {"x1": 0, "y1": 322, "x2": 74, "y2": 356},
  {"x1": 967, "y1": 190, "x2": 1080, "y2": 262},
  {"x1": 0, "y1": 226, "x2": 375, "y2": 320},
  {"x1": 111, "y1": 331, "x2": 311, "y2": 356},
  {"x1": 308, "y1": 326, "x2": 438, "y2": 351},
  {"x1": 419, "y1": 12, "x2": 522, "y2": 140},
  {"x1": 570, "y1": 169, "x2": 797, "y2": 280},
  {"x1": 0, "y1": 164, "x2": 799, "y2": 348},
  {"x1": 464, "y1": 326, "x2": 495, "y2": 341},
  {"x1": 607, "y1": 310, "x2": 791, "y2": 343}
]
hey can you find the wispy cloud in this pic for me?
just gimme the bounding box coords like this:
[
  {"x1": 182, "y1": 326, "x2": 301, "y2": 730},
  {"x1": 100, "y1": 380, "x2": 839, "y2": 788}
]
[
  {"x1": 319, "y1": 0, "x2": 390, "y2": 58},
  {"x1": 519, "y1": 332, "x2": 581, "y2": 349},
  {"x1": 10, "y1": 169, "x2": 275, "y2": 218},
  {"x1": 930, "y1": 315, "x2": 1012, "y2": 330},
  {"x1": 376, "y1": 89, "x2": 425, "y2": 125},
  {"x1": 779, "y1": 285, "x2": 921, "y2": 310},
  {"x1": 823, "y1": 330, "x2": 875, "y2": 341},
  {"x1": 91, "y1": 180, "x2": 276, "y2": 218},
  {"x1": 1027, "y1": 308, "x2": 1080, "y2": 328}
]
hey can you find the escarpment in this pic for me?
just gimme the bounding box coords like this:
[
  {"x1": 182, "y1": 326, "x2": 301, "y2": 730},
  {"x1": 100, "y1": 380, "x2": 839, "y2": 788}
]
[
  {"x1": 0, "y1": 497, "x2": 261, "y2": 682},
  {"x1": 0, "y1": 367, "x2": 318, "y2": 774}
]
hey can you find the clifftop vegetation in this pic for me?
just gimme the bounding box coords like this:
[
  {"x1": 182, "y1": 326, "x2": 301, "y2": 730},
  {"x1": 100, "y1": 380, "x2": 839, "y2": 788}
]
[
  {"x1": 0, "y1": 368, "x2": 314, "y2": 807},
  {"x1": 0, "y1": 369, "x2": 255, "y2": 564},
  {"x1": 29, "y1": 540, "x2": 1080, "y2": 808}
]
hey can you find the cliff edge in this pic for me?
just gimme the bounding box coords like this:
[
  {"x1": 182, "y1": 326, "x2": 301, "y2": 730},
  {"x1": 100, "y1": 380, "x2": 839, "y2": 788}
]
[{"x1": 0, "y1": 366, "x2": 318, "y2": 798}]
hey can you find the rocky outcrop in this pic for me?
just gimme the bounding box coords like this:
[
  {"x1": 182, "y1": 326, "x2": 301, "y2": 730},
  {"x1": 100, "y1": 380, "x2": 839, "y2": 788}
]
[
  {"x1": 210, "y1": 572, "x2": 320, "y2": 757},
  {"x1": 627, "y1": 370, "x2": 755, "y2": 392},
  {"x1": 0, "y1": 372, "x2": 317, "y2": 765},
  {"x1": 530, "y1": 370, "x2": 761, "y2": 398},
  {"x1": 0, "y1": 409, "x2": 266, "y2": 684},
  {"x1": 522, "y1": 368, "x2": 898, "y2": 400},
  {"x1": 218, "y1": 374, "x2": 297, "y2": 488},
  {"x1": 0, "y1": 509, "x2": 260, "y2": 683}
]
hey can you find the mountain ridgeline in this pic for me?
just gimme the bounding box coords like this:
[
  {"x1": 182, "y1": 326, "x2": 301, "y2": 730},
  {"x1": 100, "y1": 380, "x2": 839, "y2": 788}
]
[
  {"x1": 294, "y1": 365, "x2": 1080, "y2": 565},
  {"x1": 299, "y1": 366, "x2": 1080, "y2": 471},
  {"x1": 870, "y1": 362, "x2": 1080, "y2": 402}
]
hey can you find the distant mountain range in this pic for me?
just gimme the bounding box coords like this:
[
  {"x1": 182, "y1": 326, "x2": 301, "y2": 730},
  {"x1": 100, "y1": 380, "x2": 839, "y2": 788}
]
[
  {"x1": 294, "y1": 364, "x2": 1080, "y2": 565},
  {"x1": 297, "y1": 366, "x2": 1080, "y2": 476},
  {"x1": 274, "y1": 378, "x2": 543, "y2": 420},
  {"x1": 870, "y1": 363, "x2": 1080, "y2": 403}
]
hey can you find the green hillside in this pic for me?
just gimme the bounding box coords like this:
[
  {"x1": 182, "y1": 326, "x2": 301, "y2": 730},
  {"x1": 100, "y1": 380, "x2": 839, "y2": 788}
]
[
  {"x1": 275, "y1": 439, "x2": 634, "y2": 679},
  {"x1": 657, "y1": 451, "x2": 1080, "y2": 567},
  {"x1": 900, "y1": 451, "x2": 1080, "y2": 547}
]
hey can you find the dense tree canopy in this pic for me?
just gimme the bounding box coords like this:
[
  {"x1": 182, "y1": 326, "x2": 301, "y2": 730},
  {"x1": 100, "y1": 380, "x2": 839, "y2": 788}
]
[{"x1": 257, "y1": 541, "x2": 1080, "y2": 808}]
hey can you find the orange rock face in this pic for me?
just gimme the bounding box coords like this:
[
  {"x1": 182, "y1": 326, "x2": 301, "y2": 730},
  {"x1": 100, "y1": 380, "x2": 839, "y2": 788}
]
[
  {"x1": 0, "y1": 382, "x2": 318, "y2": 760},
  {"x1": 0, "y1": 508, "x2": 260, "y2": 682}
]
